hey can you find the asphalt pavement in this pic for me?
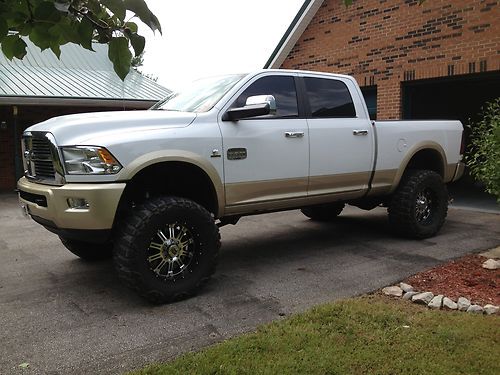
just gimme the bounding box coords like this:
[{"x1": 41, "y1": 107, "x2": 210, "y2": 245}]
[{"x1": 1, "y1": 193, "x2": 499, "y2": 374}]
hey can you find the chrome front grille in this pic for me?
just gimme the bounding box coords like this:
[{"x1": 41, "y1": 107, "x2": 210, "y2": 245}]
[{"x1": 22, "y1": 132, "x2": 65, "y2": 185}]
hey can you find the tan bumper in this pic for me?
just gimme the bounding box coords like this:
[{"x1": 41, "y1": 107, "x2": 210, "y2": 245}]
[
  {"x1": 17, "y1": 177, "x2": 126, "y2": 230},
  {"x1": 452, "y1": 162, "x2": 466, "y2": 182}
]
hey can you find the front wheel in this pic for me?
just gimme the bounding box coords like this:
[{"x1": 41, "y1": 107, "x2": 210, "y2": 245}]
[
  {"x1": 388, "y1": 169, "x2": 448, "y2": 239},
  {"x1": 113, "y1": 196, "x2": 220, "y2": 304},
  {"x1": 59, "y1": 237, "x2": 113, "y2": 261}
]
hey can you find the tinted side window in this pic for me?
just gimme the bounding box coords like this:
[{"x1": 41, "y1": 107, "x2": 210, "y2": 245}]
[
  {"x1": 232, "y1": 76, "x2": 298, "y2": 118},
  {"x1": 304, "y1": 77, "x2": 356, "y2": 118}
]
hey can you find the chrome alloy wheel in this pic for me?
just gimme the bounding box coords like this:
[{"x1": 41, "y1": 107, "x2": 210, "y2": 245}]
[
  {"x1": 147, "y1": 223, "x2": 196, "y2": 279},
  {"x1": 415, "y1": 189, "x2": 433, "y2": 223}
]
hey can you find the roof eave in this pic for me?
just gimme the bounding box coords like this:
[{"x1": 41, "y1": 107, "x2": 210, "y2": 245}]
[
  {"x1": 264, "y1": 0, "x2": 324, "y2": 69},
  {"x1": 0, "y1": 96, "x2": 157, "y2": 108}
]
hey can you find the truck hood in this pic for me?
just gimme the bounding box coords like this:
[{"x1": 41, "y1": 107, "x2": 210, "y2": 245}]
[{"x1": 26, "y1": 110, "x2": 197, "y2": 145}]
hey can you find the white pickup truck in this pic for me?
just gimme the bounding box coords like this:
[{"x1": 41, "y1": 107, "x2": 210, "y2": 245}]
[{"x1": 18, "y1": 69, "x2": 464, "y2": 303}]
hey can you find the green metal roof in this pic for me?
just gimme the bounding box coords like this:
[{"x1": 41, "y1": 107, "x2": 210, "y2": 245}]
[{"x1": 0, "y1": 39, "x2": 171, "y2": 103}]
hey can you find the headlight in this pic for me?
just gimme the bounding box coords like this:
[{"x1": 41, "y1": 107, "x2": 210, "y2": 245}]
[{"x1": 61, "y1": 146, "x2": 122, "y2": 175}]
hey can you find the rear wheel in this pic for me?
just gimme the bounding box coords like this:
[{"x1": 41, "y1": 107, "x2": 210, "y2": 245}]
[
  {"x1": 114, "y1": 196, "x2": 220, "y2": 304},
  {"x1": 388, "y1": 169, "x2": 448, "y2": 239},
  {"x1": 301, "y1": 203, "x2": 345, "y2": 222},
  {"x1": 59, "y1": 237, "x2": 113, "y2": 261}
]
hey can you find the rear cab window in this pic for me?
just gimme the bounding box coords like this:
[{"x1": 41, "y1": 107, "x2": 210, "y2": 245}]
[{"x1": 303, "y1": 77, "x2": 356, "y2": 118}]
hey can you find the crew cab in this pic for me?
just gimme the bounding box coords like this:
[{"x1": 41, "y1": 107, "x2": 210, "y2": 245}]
[{"x1": 18, "y1": 69, "x2": 465, "y2": 303}]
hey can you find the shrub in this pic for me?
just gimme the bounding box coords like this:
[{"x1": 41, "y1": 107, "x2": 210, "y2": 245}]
[{"x1": 466, "y1": 98, "x2": 500, "y2": 201}]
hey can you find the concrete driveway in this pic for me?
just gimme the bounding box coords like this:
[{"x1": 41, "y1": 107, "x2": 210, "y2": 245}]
[{"x1": 1, "y1": 193, "x2": 499, "y2": 374}]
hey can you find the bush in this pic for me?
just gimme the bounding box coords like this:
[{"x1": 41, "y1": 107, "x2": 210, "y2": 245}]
[{"x1": 466, "y1": 98, "x2": 500, "y2": 201}]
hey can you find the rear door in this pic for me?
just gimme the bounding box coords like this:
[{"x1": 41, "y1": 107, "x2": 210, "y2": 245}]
[
  {"x1": 302, "y1": 75, "x2": 374, "y2": 196},
  {"x1": 218, "y1": 73, "x2": 309, "y2": 207}
]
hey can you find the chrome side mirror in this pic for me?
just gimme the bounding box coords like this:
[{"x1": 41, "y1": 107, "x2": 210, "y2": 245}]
[
  {"x1": 245, "y1": 95, "x2": 277, "y2": 115},
  {"x1": 222, "y1": 94, "x2": 277, "y2": 121}
]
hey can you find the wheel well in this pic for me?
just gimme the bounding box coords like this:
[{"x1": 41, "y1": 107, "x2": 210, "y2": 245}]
[
  {"x1": 405, "y1": 149, "x2": 444, "y2": 177},
  {"x1": 116, "y1": 162, "x2": 219, "y2": 221}
]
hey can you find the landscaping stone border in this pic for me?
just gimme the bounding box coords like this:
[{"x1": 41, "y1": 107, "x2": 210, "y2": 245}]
[
  {"x1": 384, "y1": 251, "x2": 499, "y2": 315},
  {"x1": 382, "y1": 283, "x2": 499, "y2": 315}
]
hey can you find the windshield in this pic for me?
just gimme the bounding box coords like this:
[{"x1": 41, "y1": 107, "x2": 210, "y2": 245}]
[{"x1": 151, "y1": 74, "x2": 246, "y2": 113}]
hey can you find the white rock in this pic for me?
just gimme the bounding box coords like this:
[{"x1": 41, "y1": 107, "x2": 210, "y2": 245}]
[
  {"x1": 483, "y1": 304, "x2": 499, "y2": 315},
  {"x1": 467, "y1": 305, "x2": 484, "y2": 314},
  {"x1": 412, "y1": 292, "x2": 434, "y2": 305},
  {"x1": 457, "y1": 297, "x2": 471, "y2": 311},
  {"x1": 399, "y1": 282, "x2": 414, "y2": 293},
  {"x1": 382, "y1": 286, "x2": 403, "y2": 297},
  {"x1": 482, "y1": 259, "x2": 500, "y2": 270},
  {"x1": 442, "y1": 297, "x2": 458, "y2": 310},
  {"x1": 403, "y1": 291, "x2": 419, "y2": 300},
  {"x1": 428, "y1": 295, "x2": 444, "y2": 309}
]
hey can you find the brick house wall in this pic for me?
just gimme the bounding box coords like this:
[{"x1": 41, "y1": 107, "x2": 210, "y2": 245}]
[{"x1": 280, "y1": 0, "x2": 500, "y2": 119}]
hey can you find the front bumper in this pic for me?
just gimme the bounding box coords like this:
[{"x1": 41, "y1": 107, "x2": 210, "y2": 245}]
[{"x1": 17, "y1": 177, "x2": 126, "y2": 231}]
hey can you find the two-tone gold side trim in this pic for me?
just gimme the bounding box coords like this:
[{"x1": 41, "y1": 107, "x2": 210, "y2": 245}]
[
  {"x1": 367, "y1": 169, "x2": 398, "y2": 196},
  {"x1": 225, "y1": 177, "x2": 308, "y2": 206},
  {"x1": 225, "y1": 171, "x2": 373, "y2": 216},
  {"x1": 308, "y1": 171, "x2": 371, "y2": 196}
]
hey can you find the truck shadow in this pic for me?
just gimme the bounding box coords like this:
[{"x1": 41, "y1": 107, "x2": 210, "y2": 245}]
[{"x1": 57, "y1": 212, "x2": 393, "y2": 303}]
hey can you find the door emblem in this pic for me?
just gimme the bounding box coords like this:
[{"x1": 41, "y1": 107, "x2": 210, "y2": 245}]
[{"x1": 227, "y1": 148, "x2": 247, "y2": 160}]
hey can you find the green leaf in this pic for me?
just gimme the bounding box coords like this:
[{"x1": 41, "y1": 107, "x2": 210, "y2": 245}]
[
  {"x1": 18, "y1": 22, "x2": 33, "y2": 36},
  {"x1": 129, "y1": 32, "x2": 145, "y2": 57},
  {"x1": 1, "y1": 34, "x2": 27, "y2": 60},
  {"x1": 123, "y1": 0, "x2": 162, "y2": 34},
  {"x1": 29, "y1": 23, "x2": 53, "y2": 51},
  {"x1": 18, "y1": 362, "x2": 29, "y2": 369},
  {"x1": 50, "y1": 43, "x2": 61, "y2": 58},
  {"x1": 6, "y1": 11, "x2": 30, "y2": 27},
  {"x1": 48, "y1": 20, "x2": 77, "y2": 45},
  {"x1": 0, "y1": 17, "x2": 7, "y2": 42},
  {"x1": 77, "y1": 17, "x2": 94, "y2": 51},
  {"x1": 108, "y1": 36, "x2": 132, "y2": 80},
  {"x1": 102, "y1": 0, "x2": 126, "y2": 21},
  {"x1": 34, "y1": 1, "x2": 61, "y2": 22},
  {"x1": 124, "y1": 21, "x2": 138, "y2": 33}
]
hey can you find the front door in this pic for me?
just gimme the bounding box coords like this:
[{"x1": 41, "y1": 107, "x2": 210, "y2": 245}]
[{"x1": 219, "y1": 74, "x2": 309, "y2": 207}]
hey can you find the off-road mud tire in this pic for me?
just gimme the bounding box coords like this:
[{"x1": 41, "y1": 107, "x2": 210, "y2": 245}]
[
  {"x1": 113, "y1": 196, "x2": 220, "y2": 304},
  {"x1": 388, "y1": 169, "x2": 448, "y2": 239}
]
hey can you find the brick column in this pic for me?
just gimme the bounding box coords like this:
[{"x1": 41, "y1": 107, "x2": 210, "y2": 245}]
[{"x1": 376, "y1": 80, "x2": 401, "y2": 120}]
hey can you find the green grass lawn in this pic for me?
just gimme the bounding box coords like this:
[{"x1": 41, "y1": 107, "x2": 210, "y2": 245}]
[{"x1": 133, "y1": 295, "x2": 499, "y2": 375}]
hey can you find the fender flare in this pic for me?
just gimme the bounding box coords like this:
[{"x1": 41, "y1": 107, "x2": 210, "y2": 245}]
[
  {"x1": 117, "y1": 150, "x2": 225, "y2": 216},
  {"x1": 389, "y1": 141, "x2": 448, "y2": 194}
]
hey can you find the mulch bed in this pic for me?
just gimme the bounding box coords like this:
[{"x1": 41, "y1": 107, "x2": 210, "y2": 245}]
[{"x1": 405, "y1": 254, "x2": 500, "y2": 306}]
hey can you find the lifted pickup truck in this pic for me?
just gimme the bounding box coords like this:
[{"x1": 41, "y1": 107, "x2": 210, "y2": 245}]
[{"x1": 18, "y1": 69, "x2": 464, "y2": 303}]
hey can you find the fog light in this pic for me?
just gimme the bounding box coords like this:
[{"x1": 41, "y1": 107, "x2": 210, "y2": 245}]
[{"x1": 67, "y1": 198, "x2": 89, "y2": 209}]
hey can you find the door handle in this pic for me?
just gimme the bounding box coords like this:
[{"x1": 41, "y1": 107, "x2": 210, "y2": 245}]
[
  {"x1": 285, "y1": 131, "x2": 304, "y2": 138},
  {"x1": 353, "y1": 130, "x2": 368, "y2": 136}
]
